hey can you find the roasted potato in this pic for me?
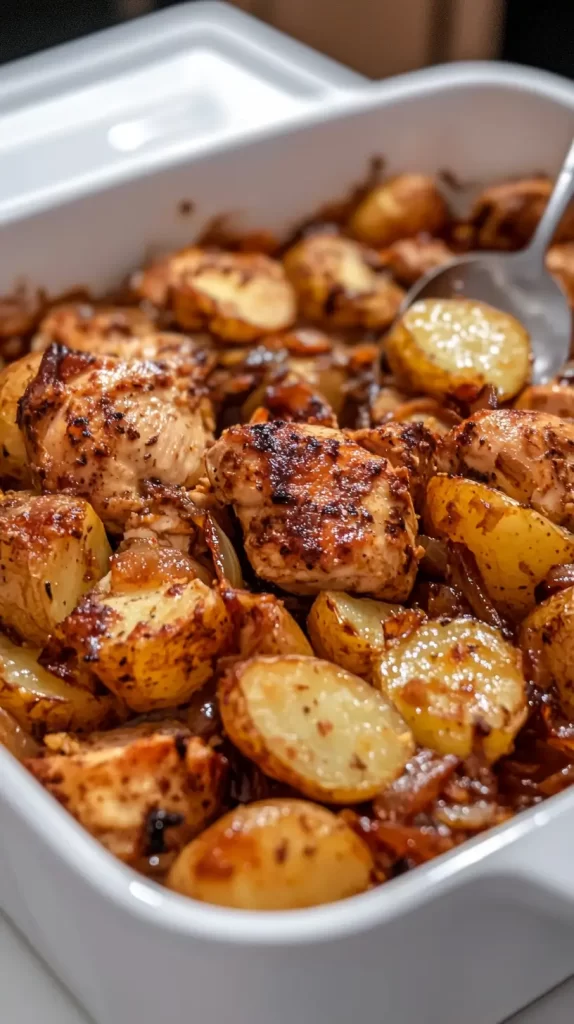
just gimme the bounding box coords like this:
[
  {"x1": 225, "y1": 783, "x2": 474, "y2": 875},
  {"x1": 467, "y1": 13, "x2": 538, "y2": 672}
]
[
  {"x1": 467, "y1": 178, "x2": 574, "y2": 251},
  {"x1": 375, "y1": 617, "x2": 528, "y2": 762},
  {"x1": 307, "y1": 591, "x2": 400, "y2": 678},
  {"x1": 348, "y1": 174, "x2": 448, "y2": 247},
  {"x1": 439, "y1": 409, "x2": 574, "y2": 532},
  {"x1": 219, "y1": 654, "x2": 414, "y2": 803},
  {"x1": 0, "y1": 492, "x2": 110, "y2": 645},
  {"x1": 0, "y1": 634, "x2": 122, "y2": 734},
  {"x1": 0, "y1": 353, "x2": 42, "y2": 484},
  {"x1": 283, "y1": 231, "x2": 404, "y2": 329},
  {"x1": 515, "y1": 384, "x2": 574, "y2": 418},
  {"x1": 136, "y1": 247, "x2": 296, "y2": 342},
  {"x1": 223, "y1": 589, "x2": 313, "y2": 660},
  {"x1": 50, "y1": 575, "x2": 231, "y2": 712},
  {"x1": 546, "y1": 243, "x2": 574, "y2": 308},
  {"x1": 0, "y1": 706, "x2": 40, "y2": 759},
  {"x1": 425, "y1": 475, "x2": 574, "y2": 619},
  {"x1": 26, "y1": 727, "x2": 226, "y2": 864},
  {"x1": 521, "y1": 585, "x2": 574, "y2": 714},
  {"x1": 380, "y1": 237, "x2": 454, "y2": 286},
  {"x1": 167, "y1": 798, "x2": 374, "y2": 909},
  {"x1": 385, "y1": 298, "x2": 531, "y2": 402}
]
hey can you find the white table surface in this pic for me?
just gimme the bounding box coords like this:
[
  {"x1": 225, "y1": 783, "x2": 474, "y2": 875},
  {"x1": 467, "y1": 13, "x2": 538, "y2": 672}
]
[{"x1": 1, "y1": 911, "x2": 573, "y2": 1024}]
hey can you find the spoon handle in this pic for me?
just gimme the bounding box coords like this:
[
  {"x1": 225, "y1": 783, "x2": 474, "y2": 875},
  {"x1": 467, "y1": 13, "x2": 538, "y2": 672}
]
[{"x1": 526, "y1": 137, "x2": 574, "y2": 264}]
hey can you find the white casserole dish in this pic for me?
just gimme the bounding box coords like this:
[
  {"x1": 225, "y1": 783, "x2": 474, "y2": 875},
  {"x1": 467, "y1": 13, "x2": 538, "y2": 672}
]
[{"x1": 1, "y1": 32, "x2": 574, "y2": 1024}]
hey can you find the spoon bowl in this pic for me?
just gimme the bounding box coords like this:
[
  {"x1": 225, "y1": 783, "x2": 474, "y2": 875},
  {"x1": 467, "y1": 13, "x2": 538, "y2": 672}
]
[{"x1": 399, "y1": 137, "x2": 574, "y2": 385}]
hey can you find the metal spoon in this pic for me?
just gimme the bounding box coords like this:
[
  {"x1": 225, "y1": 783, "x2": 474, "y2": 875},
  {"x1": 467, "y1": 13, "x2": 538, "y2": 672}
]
[{"x1": 400, "y1": 138, "x2": 574, "y2": 383}]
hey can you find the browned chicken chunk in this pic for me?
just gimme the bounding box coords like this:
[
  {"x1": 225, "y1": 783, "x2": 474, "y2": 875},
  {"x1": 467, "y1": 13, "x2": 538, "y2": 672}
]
[
  {"x1": 206, "y1": 420, "x2": 419, "y2": 599},
  {"x1": 439, "y1": 408, "x2": 574, "y2": 531},
  {"x1": 18, "y1": 344, "x2": 214, "y2": 531},
  {"x1": 352, "y1": 421, "x2": 438, "y2": 511}
]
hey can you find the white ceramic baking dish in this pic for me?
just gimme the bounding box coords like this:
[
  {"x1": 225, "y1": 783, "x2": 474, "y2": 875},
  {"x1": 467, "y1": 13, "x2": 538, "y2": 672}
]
[{"x1": 1, "y1": 22, "x2": 574, "y2": 1023}]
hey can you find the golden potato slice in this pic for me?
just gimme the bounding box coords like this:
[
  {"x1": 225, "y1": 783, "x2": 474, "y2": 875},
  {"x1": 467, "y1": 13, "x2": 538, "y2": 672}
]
[
  {"x1": 283, "y1": 232, "x2": 404, "y2": 329},
  {"x1": 0, "y1": 353, "x2": 42, "y2": 485},
  {"x1": 0, "y1": 635, "x2": 122, "y2": 734},
  {"x1": 0, "y1": 492, "x2": 111, "y2": 646},
  {"x1": 348, "y1": 174, "x2": 448, "y2": 247},
  {"x1": 380, "y1": 237, "x2": 454, "y2": 286},
  {"x1": 224, "y1": 589, "x2": 313, "y2": 659},
  {"x1": 26, "y1": 729, "x2": 226, "y2": 865},
  {"x1": 375, "y1": 617, "x2": 527, "y2": 762},
  {"x1": 307, "y1": 591, "x2": 400, "y2": 678},
  {"x1": 385, "y1": 298, "x2": 531, "y2": 402},
  {"x1": 137, "y1": 247, "x2": 296, "y2": 343},
  {"x1": 167, "y1": 798, "x2": 374, "y2": 910},
  {"x1": 219, "y1": 655, "x2": 414, "y2": 803},
  {"x1": 425, "y1": 475, "x2": 574, "y2": 619},
  {"x1": 51, "y1": 576, "x2": 231, "y2": 712},
  {"x1": 515, "y1": 384, "x2": 574, "y2": 418},
  {"x1": 521, "y1": 586, "x2": 574, "y2": 714},
  {"x1": 0, "y1": 706, "x2": 40, "y2": 759}
]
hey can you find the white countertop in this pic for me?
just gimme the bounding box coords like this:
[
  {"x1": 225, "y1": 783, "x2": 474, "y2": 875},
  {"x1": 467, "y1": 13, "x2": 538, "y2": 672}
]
[{"x1": 2, "y1": 911, "x2": 573, "y2": 1024}]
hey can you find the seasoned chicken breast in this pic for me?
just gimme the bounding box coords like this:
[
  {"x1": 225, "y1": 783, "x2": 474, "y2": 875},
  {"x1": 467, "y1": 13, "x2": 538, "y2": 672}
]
[
  {"x1": 352, "y1": 421, "x2": 438, "y2": 512},
  {"x1": 206, "y1": 420, "x2": 419, "y2": 599},
  {"x1": 439, "y1": 408, "x2": 574, "y2": 531},
  {"x1": 18, "y1": 343, "x2": 214, "y2": 531}
]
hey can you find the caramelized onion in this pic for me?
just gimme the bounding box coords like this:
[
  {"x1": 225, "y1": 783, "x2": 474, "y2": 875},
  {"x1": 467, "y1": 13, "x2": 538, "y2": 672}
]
[
  {"x1": 204, "y1": 514, "x2": 244, "y2": 589},
  {"x1": 447, "y1": 542, "x2": 514, "y2": 639},
  {"x1": 535, "y1": 563, "x2": 574, "y2": 602}
]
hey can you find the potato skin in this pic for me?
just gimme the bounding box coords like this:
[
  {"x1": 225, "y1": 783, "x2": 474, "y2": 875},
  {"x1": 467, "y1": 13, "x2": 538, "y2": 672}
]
[
  {"x1": 307, "y1": 590, "x2": 400, "y2": 678},
  {"x1": 0, "y1": 635, "x2": 123, "y2": 734},
  {"x1": 167, "y1": 798, "x2": 374, "y2": 910},
  {"x1": 375, "y1": 617, "x2": 528, "y2": 763},
  {"x1": 0, "y1": 706, "x2": 40, "y2": 759},
  {"x1": 50, "y1": 576, "x2": 232, "y2": 712},
  {"x1": 520, "y1": 586, "x2": 574, "y2": 714},
  {"x1": 219, "y1": 654, "x2": 414, "y2": 803},
  {"x1": 26, "y1": 729, "x2": 226, "y2": 865},
  {"x1": 425, "y1": 475, "x2": 574, "y2": 619},
  {"x1": 385, "y1": 298, "x2": 531, "y2": 402},
  {"x1": 348, "y1": 175, "x2": 448, "y2": 247},
  {"x1": 0, "y1": 492, "x2": 111, "y2": 645},
  {"x1": 283, "y1": 231, "x2": 404, "y2": 329},
  {"x1": 223, "y1": 588, "x2": 313, "y2": 660},
  {"x1": 0, "y1": 353, "x2": 42, "y2": 485}
]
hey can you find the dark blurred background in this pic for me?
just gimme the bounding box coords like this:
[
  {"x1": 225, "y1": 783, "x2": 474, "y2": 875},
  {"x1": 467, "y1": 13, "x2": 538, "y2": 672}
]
[{"x1": 0, "y1": 0, "x2": 572, "y2": 79}]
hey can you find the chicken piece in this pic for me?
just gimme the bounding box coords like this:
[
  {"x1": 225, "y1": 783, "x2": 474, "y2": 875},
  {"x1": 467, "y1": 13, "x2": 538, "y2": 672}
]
[
  {"x1": 546, "y1": 243, "x2": 574, "y2": 308},
  {"x1": 206, "y1": 420, "x2": 419, "y2": 600},
  {"x1": 18, "y1": 343, "x2": 214, "y2": 531},
  {"x1": 26, "y1": 726, "x2": 227, "y2": 865},
  {"x1": 135, "y1": 247, "x2": 296, "y2": 343},
  {"x1": 439, "y1": 408, "x2": 574, "y2": 531},
  {"x1": 380, "y1": 237, "x2": 454, "y2": 287},
  {"x1": 348, "y1": 175, "x2": 448, "y2": 247},
  {"x1": 466, "y1": 178, "x2": 574, "y2": 251},
  {"x1": 352, "y1": 421, "x2": 437, "y2": 511},
  {"x1": 283, "y1": 231, "x2": 404, "y2": 329}
]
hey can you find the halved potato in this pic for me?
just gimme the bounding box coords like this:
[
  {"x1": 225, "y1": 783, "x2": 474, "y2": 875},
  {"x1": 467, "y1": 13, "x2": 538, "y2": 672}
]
[
  {"x1": 0, "y1": 353, "x2": 42, "y2": 484},
  {"x1": 218, "y1": 654, "x2": 414, "y2": 803},
  {"x1": 283, "y1": 231, "x2": 404, "y2": 329},
  {"x1": 167, "y1": 798, "x2": 374, "y2": 910},
  {"x1": 224, "y1": 589, "x2": 313, "y2": 659},
  {"x1": 0, "y1": 706, "x2": 40, "y2": 759},
  {"x1": 0, "y1": 634, "x2": 122, "y2": 734},
  {"x1": 515, "y1": 384, "x2": 574, "y2": 418},
  {"x1": 26, "y1": 728, "x2": 226, "y2": 865},
  {"x1": 375, "y1": 617, "x2": 528, "y2": 763},
  {"x1": 0, "y1": 492, "x2": 111, "y2": 646},
  {"x1": 520, "y1": 585, "x2": 574, "y2": 714},
  {"x1": 380, "y1": 237, "x2": 454, "y2": 286},
  {"x1": 348, "y1": 174, "x2": 448, "y2": 247},
  {"x1": 385, "y1": 298, "x2": 531, "y2": 402},
  {"x1": 50, "y1": 576, "x2": 231, "y2": 712},
  {"x1": 307, "y1": 591, "x2": 400, "y2": 678},
  {"x1": 137, "y1": 247, "x2": 296, "y2": 343},
  {"x1": 425, "y1": 475, "x2": 574, "y2": 619}
]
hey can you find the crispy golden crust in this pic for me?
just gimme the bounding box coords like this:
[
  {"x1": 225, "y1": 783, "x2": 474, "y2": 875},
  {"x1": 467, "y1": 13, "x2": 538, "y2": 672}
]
[
  {"x1": 26, "y1": 730, "x2": 227, "y2": 864},
  {"x1": 18, "y1": 343, "x2": 214, "y2": 531},
  {"x1": 283, "y1": 231, "x2": 404, "y2": 329},
  {"x1": 206, "y1": 421, "x2": 420, "y2": 600},
  {"x1": 135, "y1": 247, "x2": 296, "y2": 342},
  {"x1": 439, "y1": 409, "x2": 574, "y2": 531}
]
